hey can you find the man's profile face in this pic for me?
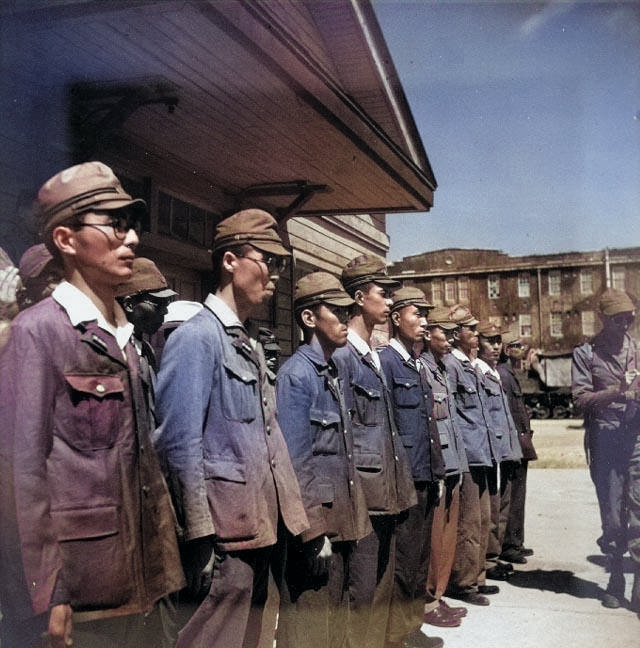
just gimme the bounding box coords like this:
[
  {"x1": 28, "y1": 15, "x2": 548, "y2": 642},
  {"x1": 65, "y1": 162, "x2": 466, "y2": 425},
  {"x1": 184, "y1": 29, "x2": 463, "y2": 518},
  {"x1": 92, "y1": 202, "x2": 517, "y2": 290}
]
[
  {"x1": 359, "y1": 283, "x2": 392, "y2": 325},
  {"x1": 394, "y1": 304, "x2": 426, "y2": 346},
  {"x1": 428, "y1": 326, "x2": 451, "y2": 360}
]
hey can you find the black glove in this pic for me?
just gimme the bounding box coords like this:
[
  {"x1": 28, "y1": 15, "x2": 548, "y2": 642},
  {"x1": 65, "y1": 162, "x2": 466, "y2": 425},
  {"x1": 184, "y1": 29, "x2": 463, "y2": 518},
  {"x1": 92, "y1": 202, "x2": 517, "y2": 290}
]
[
  {"x1": 182, "y1": 535, "x2": 217, "y2": 600},
  {"x1": 302, "y1": 535, "x2": 332, "y2": 580}
]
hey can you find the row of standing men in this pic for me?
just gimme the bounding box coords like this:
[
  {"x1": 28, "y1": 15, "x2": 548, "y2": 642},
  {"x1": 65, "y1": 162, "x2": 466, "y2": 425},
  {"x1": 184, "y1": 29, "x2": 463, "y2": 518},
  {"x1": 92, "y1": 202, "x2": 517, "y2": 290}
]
[{"x1": 0, "y1": 161, "x2": 536, "y2": 648}]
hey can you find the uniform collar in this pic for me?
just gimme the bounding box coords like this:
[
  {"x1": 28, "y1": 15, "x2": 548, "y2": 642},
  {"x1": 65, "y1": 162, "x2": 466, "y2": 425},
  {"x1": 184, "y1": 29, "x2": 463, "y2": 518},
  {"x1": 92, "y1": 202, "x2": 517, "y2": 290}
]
[
  {"x1": 389, "y1": 337, "x2": 413, "y2": 363},
  {"x1": 204, "y1": 293, "x2": 243, "y2": 328},
  {"x1": 53, "y1": 280, "x2": 133, "y2": 351}
]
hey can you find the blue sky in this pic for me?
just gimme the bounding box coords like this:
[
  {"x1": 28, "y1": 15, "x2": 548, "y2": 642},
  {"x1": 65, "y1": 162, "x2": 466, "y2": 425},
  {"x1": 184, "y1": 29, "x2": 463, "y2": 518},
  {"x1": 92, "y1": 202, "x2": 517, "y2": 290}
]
[{"x1": 373, "y1": 1, "x2": 640, "y2": 262}]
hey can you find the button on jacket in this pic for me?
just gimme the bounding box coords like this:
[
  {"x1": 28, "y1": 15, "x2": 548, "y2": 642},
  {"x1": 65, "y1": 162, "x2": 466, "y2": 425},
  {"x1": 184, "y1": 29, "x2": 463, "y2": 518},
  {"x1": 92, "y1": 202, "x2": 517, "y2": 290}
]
[
  {"x1": 497, "y1": 362, "x2": 538, "y2": 461},
  {"x1": 153, "y1": 295, "x2": 308, "y2": 551},
  {"x1": 276, "y1": 338, "x2": 371, "y2": 543},
  {"x1": 334, "y1": 340, "x2": 416, "y2": 515},
  {"x1": 378, "y1": 341, "x2": 445, "y2": 483},
  {"x1": 474, "y1": 360, "x2": 523, "y2": 463},
  {"x1": 0, "y1": 294, "x2": 184, "y2": 622},
  {"x1": 421, "y1": 350, "x2": 469, "y2": 475},
  {"x1": 443, "y1": 350, "x2": 496, "y2": 467}
]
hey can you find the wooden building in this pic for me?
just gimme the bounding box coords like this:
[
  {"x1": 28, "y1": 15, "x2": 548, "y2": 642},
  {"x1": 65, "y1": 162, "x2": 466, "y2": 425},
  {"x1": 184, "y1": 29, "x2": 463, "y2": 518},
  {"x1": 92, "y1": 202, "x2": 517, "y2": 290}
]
[
  {"x1": 388, "y1": 247, "x2": 640, "y2": 352},
  {"x1": 0, "y1": 0, "x2": 436, "y2": 356}
]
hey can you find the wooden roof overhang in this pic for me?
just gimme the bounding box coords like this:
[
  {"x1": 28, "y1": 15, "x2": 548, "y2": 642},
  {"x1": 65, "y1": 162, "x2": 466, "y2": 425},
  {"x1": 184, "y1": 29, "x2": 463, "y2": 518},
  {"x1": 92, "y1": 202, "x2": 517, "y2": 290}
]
[{"x1": 4, "y1": 0, "x2": 436, "y2": 220}]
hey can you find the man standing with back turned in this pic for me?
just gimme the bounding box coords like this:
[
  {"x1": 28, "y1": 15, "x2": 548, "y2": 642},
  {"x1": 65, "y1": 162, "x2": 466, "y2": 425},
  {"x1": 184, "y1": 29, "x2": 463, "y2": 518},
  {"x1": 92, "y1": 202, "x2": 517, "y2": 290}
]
[{"x1": 153, "y1": 209, "x2": 308, "y2": 647}]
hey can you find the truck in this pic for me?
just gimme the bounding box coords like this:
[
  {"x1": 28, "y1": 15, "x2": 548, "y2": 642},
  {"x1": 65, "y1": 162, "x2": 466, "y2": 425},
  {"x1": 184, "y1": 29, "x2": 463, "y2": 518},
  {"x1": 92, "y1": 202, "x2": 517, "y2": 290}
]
[{"x1": 516, "y1": 349, "x2": 575, "y2": 419}]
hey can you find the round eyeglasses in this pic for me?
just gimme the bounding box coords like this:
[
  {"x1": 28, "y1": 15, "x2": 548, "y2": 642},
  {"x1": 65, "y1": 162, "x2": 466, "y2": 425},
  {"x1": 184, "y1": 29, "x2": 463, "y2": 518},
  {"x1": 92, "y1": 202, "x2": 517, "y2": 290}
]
[
  {"x1": 75, "y1": 210, "x2": 142, "y2": 240},
  {"x1": 236, "y1": 253, "x2": 288, "y2": 276}
]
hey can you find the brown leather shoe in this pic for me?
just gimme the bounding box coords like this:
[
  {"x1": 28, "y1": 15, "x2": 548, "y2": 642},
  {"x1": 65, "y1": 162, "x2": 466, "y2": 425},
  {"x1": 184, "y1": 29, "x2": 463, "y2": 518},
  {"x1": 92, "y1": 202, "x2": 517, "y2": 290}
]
[
  {"x1": 423, "y1": 607, "x2": 461, "y2": 628},
  {"x1": 438, "y1": 599, "x2": 467, "y2": 617}
]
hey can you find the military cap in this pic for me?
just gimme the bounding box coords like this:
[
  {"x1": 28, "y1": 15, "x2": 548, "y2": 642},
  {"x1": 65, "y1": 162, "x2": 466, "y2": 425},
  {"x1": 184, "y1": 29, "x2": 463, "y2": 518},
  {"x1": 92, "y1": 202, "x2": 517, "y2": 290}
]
[
  {"x1": 501, "y1": 328, "x2": 521, "y2": 347},
  {"x1": 114, "y1": 258, "x2": 177, "y2": 299},
  {"x1": 390, "y1": 286, "x2": 432, "y2": 313},
  {"x1": 477, "y1": 320, "x2": 502, "y2": 338},
  {"x1": 427, "y1": 306, "x2": 458, "y2": 330},
  {"x1": 449, "y1": 304, "x2": 479, "y2": 326},
  {"x1": 294, "y1": 271, "x2": 354, "y2": 312},
  {"x1": 258, "y1": 327, "x2": 281, "y2": 352},
  {"x1": 18, "y1": 244, "x2": 57, "y2": 281},
  {"x1": 213, "y1": 209, "x2": 290, "y2": 256},
  {"x1": 598, "y1": 289, "x2": 635, "y2": 316},
  {"x1": 341, "y1": 254, "x2": 401, "y2": 293},
  {"x1": 37, "y1": 162, "x2": 146, "y2": 249}
]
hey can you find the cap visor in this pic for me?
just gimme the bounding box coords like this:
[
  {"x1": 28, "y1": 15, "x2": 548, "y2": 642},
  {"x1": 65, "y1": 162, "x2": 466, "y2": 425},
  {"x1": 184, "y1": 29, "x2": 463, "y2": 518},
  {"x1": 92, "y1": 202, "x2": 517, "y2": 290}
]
[
  {"x1": 250, "y1": 241, "x2": 291, "y2": 257},
  {"x1": 148, "y1": 288, "x2": 178, "y2": 299},
  {"x1": 373, "y1": 277, "x2": 402, "y2": 289}
]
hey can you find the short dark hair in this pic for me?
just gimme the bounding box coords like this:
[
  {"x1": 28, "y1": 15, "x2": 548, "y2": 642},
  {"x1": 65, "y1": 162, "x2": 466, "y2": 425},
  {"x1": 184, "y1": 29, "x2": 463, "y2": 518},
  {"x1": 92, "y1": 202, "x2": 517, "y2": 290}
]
[{"x1": 211, "y1": 242, "x2": 253, "y2": 290}]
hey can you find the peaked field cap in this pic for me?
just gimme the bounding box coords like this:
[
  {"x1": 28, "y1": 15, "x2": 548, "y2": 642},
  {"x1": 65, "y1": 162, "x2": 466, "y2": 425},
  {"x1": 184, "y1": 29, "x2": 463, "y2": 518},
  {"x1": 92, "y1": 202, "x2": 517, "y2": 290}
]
[
  {"x1": 449, "y1": 304, "x2": 479, "y2": 326},
  {"x1": 341, "y1": 254, "x2": 401, "y2": 291},
  {"x1": 477, "y1": 320, "x2": 503, "y2": 338},
  {"x1": 501, "y1": 328, "x2": 521, "y2": 346},
  {"x1": 19, "y1": 244, "x2": 55, "y2": 280},
  {"x1": 37, "y1": 162, "x2": 146, "y2": 232},
  {"x1": 427, "y1": 306, "x2": 458, "y2": 330},
  {"x1": 598, "y1": 288, "x2": 635, "y2": 316},
  {"x1": 390, "y1": 286, "x2": 432, "y2": 312},
  {"x1": 213, "y1": 209, "x2": 290, "y2": 256},
  {"x1": 294, "y1": 271, "x2": 354, "y2": 311},
  {"x1": 114, "y1": 257, "x2": 177, "y2": 298}
]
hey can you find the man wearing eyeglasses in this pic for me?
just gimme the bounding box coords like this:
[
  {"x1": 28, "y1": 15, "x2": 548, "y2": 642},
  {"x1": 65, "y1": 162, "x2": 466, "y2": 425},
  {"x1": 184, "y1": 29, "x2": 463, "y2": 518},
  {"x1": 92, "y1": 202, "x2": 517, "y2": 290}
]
[
  {"x1": 153, "y1": 209, "x2": 308, "y2": 647},
  {"x1": 0, "y1": 162, "x2": 185, "y2": 648},
  {"x1": 572, "y1": 289, "x2": 640, "y2": 614}
]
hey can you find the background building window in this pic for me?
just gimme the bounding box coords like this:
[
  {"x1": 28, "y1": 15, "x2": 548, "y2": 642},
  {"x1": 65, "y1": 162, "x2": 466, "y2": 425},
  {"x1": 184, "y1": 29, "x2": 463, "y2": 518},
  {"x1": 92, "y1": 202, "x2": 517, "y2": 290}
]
[
  {"x1": 518, "y1": 272, "x2": 530, "y2": 298},
  {"x1": 550, "y1": 312, "x2": 563, "y2": 337},
  {"x1": 457, "y1": 276, "x2": 469, "y2": 303},
  {"x1": 431, "y1": 279, "x2": 443, "y2": 306},
  {"x1": 519, "y1": 314, "x2": 532, "y2": 338},
  {"x1": 157, "y1": 190, "x2": 216, "y2": 247},
  {"x1": 581, "y1": 310, "x2": 595, "y2": 337},
  {"x1": 444, "y1": 277, "x2": 456, "y2": 304},
  {"x1": 612, "y1": 266, "x2": 626, "y2": 291},
  {"x1": 488, "y1": 274, "x2": 500, "y2": 299},
  {"x1": 580, "y1": 269, "x2": 593, "y2": 295},
  {"x1": 548, "y1": 270, "x2": 561, "y2": 296}
]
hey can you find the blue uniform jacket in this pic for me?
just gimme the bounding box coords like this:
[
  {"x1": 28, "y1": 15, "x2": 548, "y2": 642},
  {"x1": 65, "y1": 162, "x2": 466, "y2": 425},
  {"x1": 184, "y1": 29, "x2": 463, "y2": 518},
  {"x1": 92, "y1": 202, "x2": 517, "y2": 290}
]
[
  {"x1": 421, "y1": 350, "x2": 469, "y2": 475},
  {"x1": 153, "y1": 295, "x2": 308, "y2": 551},
  {"x1": 276, "y1": 339, "x2": 371, "y2": 543},
  {"x1": 333, "y1": 343, "x2": 417, "y2": 515},
  {"x1": 443, "y1": 351, "x2": 496, "y2": 467},
  {"x1": 378, "y1": 343, "x2": 445, "y2": 482}
]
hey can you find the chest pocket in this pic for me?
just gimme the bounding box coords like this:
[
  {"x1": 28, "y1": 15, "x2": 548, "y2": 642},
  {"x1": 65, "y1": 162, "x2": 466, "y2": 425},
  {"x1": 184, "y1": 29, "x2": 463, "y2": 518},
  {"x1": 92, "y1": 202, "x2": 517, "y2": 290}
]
[
  {"x1": 483, "y1": 381, "x2": 502, "y2": 411},
  {"x1": 222, "y1": 361, "x2": 258, "y2": 422},
  {"x1": 64, "y1": 373, "x2": 124, "y2": 450},
  {"x1": 457, "y1": 383, "x2": 478, "y2": 409},
  {"x1": 351, "y1": 381, "x2": 382, "y2": 426},
  {"x1": 391, "y1": 376, "x2": 421, "y2": 408},
  {"x1": 432, "y1": 392, "x2": 450, "y2": 420},
  {"x1": 310, "y1": 407, "x2": 342, "y2": 455}
]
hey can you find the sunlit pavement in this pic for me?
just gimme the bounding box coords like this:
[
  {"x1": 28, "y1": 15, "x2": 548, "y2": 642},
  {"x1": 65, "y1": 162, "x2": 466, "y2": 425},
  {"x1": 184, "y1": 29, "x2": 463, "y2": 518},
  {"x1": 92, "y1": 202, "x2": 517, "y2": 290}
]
[{"x1": 420, "y1": 468, "x2": 639, "y2": 648}]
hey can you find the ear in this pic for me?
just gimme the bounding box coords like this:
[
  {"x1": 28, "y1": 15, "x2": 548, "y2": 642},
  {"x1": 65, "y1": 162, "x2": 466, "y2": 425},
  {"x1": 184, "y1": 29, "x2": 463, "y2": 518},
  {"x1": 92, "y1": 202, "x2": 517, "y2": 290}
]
[
  {"x1": 222, "y1": 250, "x2": 236, "y2": 274},
  {"x1": 300, "y1": 308, "x2": 316, "y2": 329},
  {"x1": 51, "y1": 225, "x2": 77, "y2": 257},
  {"x1": 452, "y1": 328, "x2": 461, "y2": 341},
  {"x1": 390, "y1": 310, "x2": 400, "y2": 327},
  {"x1": 354, "y1": 289, "x2": 365, "y2": 307}
]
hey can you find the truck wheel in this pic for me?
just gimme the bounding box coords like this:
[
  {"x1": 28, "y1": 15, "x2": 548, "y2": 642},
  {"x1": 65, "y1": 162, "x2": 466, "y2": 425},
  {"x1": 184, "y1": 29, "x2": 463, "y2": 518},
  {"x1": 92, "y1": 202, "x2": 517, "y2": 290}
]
[
  {"x1": 533, "y1": 404, "x2": 551, "y2": 419},
  {"x1": 552, "y1": 405, "x2": 570, "y2": 419}
]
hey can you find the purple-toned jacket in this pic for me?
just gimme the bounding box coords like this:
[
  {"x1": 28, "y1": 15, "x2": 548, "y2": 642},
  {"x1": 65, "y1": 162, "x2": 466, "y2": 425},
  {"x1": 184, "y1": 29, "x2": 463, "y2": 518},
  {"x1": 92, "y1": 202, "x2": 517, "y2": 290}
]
[{"x1": 0, "y1": 297, "x2": 184, "y2": 622}]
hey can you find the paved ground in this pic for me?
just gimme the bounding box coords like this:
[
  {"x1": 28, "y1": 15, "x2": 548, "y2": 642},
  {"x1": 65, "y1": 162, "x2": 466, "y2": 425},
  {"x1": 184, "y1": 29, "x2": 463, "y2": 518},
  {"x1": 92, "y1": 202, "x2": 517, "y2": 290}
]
[{"x1": 420, "y1": 421, "x2": 639, "y2": 648}]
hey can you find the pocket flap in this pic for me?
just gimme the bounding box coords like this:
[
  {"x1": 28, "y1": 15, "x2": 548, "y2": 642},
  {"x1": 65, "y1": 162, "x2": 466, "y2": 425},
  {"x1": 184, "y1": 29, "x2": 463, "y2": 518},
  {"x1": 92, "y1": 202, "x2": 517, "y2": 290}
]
[
  {"x1": 222, "y1": 361, "x2": 258, "y2": 386},
  {"x1": 392, "y1": 376, "x2": 418, "y2": 389},
  {"x1": 316, "y1": 481, "x2": 335, "y2": 504},
  {"x1": 203, "y1": 458, "x2": 247, "y2": 483},
  {"x1": 52, "y1": 506, "x2": 119, "y2": 541},
  {"x1": 65, "y1": 374, "x2": 124, "y2": 398},
  {"x1": 309, "y1": 408, "x2": 341, "y2": 427},
  {"x1": 433, "y1": 393, "x2": 447, "y2": 403},
  {"x1": 355, "y1": 452, "x2": 383, "y2": 471},
  {"x1": 352, "y1": 382, "x2": 381, "y2": 400}
]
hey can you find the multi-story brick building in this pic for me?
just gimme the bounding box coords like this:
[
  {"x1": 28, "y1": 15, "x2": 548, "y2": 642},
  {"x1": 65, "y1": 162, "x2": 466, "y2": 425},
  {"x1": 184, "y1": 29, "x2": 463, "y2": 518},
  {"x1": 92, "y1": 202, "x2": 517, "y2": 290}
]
[{"x1": 388, "y1": 246, "x2": 640, "y2": 352}]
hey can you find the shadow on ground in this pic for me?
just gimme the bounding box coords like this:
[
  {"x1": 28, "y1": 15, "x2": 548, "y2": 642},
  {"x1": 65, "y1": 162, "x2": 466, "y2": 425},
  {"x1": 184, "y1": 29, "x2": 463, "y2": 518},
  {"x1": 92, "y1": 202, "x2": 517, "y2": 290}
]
[
  {"x1": 508, "y1": 568, "x2": 604, "y2": 601},
  {"x1": 586, "y1": 554, "x2": 636, "y2": 573}
]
